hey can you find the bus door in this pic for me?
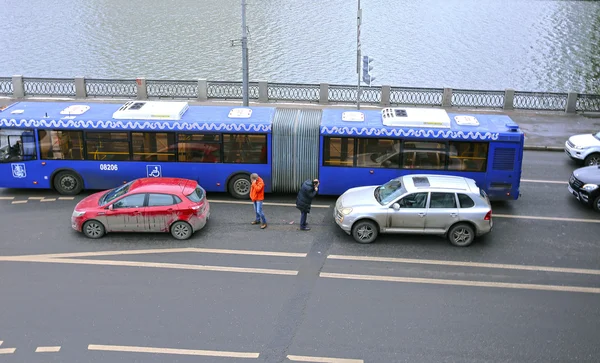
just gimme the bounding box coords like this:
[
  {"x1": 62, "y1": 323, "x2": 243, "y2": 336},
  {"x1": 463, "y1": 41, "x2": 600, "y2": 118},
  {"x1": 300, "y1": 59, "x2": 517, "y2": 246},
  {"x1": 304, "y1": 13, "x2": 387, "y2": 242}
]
[{"x1": 0, "y1": 129, "x2": 39, "y2": 188}]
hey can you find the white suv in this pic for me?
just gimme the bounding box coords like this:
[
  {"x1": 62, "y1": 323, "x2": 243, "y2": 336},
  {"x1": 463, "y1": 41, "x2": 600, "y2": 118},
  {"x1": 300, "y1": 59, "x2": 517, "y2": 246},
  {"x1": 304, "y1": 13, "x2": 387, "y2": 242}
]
[{"x1": 565, "y1": 132, "x2": 600, "y2": 166}]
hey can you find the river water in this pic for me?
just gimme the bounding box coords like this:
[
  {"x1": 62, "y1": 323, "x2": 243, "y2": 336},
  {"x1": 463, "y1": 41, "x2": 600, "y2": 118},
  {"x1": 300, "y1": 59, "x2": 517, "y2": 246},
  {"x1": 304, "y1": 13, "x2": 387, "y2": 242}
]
[{"x1": 1, "y1": 0, "x2": 599, "y2": 93}]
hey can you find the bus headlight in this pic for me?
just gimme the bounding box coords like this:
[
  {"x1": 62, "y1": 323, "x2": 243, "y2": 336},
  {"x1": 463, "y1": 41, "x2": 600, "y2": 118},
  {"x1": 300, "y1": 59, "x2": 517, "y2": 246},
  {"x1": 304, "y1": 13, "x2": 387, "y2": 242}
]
[
  {"x1": 341, "y1": 207, "x2": 353, "y2": 215},
  {"x1": 582, "y1": 184, "x2": 599, "y2": 192}
]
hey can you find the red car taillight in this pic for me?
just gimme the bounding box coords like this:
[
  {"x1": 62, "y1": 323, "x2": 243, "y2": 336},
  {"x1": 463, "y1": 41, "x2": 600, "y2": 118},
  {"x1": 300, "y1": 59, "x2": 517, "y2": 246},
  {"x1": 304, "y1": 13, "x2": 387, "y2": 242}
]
[
  {"x1": 191, "y1": 200, "x2": 205, "y2": 214},
  {"x1": 484, "y1": 210, "x2": 492, "y2": 221}
]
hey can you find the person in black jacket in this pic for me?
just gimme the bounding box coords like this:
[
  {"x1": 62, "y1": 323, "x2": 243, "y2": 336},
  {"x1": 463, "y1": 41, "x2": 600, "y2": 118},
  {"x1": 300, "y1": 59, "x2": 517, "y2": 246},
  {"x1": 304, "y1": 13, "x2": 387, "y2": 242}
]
[{"x1": 296, "y1": 179, "x2": 319, "y2": 231}]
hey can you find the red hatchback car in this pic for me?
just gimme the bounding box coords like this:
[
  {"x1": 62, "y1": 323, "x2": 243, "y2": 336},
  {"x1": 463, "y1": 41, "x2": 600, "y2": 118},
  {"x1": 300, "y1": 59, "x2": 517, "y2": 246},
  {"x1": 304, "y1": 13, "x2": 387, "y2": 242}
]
[{"x1": 71, "y1": 177, "x2": 210, "y2": 240}]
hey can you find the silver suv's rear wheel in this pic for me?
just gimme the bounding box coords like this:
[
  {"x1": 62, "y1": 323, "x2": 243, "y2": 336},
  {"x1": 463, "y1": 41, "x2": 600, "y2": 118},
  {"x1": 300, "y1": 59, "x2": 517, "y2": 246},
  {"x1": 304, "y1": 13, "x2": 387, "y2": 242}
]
[
  {"x1": 448, "y1": 223, "x2": 475, "y2": 247},
  {"x1": 351, "y1": 220, "x2": 378, "y2": 244}
]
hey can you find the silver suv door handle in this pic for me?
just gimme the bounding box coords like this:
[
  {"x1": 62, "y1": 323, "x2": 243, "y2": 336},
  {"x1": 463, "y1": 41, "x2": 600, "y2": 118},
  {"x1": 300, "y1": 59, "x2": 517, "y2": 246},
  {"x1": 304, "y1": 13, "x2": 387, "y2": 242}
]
[
  {"x1": 418, "y1": 213, "x2": 426, "y2": 217},
  {"x1": 450, "y1": 213, "x2": 458, "y2": 217}
]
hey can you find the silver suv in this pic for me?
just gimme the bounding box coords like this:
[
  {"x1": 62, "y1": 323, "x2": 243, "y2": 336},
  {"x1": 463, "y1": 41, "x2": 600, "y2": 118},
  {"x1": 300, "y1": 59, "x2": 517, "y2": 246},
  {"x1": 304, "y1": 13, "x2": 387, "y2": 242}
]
[{"x1": 334, "y1": 174, "x2": 493, "y2": 246}]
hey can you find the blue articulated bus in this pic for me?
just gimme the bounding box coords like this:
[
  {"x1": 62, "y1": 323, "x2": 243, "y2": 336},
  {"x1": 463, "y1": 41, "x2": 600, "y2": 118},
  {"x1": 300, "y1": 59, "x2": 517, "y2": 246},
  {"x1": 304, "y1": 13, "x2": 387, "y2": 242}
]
[{"x1": 0, "y1": 101, "x2": 524, "y2": 200}]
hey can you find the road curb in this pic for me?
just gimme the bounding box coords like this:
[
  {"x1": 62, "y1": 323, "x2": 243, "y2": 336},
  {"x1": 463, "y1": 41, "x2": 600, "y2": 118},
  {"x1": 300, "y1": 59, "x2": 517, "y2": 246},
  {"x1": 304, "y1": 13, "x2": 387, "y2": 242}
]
[{"x1": 523, "y1": 145, "x2": 564, "y2": 152}]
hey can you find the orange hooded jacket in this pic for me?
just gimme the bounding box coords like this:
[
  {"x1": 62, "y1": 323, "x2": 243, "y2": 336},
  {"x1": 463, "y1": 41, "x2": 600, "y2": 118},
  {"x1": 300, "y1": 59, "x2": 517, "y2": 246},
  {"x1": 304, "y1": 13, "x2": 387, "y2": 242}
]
[{"x1": 250, "y1": 177, "x2": 265, "y2": 202}]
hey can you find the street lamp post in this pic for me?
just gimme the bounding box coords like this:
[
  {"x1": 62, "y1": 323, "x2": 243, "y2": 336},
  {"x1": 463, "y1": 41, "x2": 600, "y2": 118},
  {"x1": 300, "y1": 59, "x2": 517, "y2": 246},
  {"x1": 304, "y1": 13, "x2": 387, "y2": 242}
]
[
  {"x1": 241, "y1": 0, "x2": 249, "y2": 107},
  {"x1": 357, "y1": 0, "x2": 361, "y2": 110}
]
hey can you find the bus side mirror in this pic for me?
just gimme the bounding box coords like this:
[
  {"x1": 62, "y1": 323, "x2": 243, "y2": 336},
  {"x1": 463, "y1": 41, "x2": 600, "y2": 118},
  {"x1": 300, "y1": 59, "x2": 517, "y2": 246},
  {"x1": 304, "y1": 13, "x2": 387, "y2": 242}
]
[{"x1": 392, "y1": 203, "x2": 400, "y2": 211}]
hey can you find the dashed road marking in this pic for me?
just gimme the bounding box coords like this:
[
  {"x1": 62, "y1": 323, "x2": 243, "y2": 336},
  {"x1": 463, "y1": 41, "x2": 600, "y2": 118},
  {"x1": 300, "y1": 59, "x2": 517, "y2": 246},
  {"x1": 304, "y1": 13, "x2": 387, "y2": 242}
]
[
  {"x1": 210, "y1": 199, "x2": 331, "y2": 208},
  {"x1": 58, "y1": 197, "x2": 75, "y2": 200},
  {"x1": 327, "y1": 255, "x2": 600, "y2": 275},
  {"x1": 28, "y1": 197, "x2": 44, "y2": 200},
  {"x1": 320, "y1": 272, "x2": 600, "y2": 294},
  {"x1": 495, "y1": 214, "x2": 600, "y2": 223},
  {"x1": 0, "y1": 348, "x2": 16, "y2": 354},
  {"x1": 0, "y1": 197, "x2": 14, "y2": 200},
  {"x1": 11, "y1": 200, "x2": 27, "y2": 204},
  {"x1": 521, "y1": 179, "x2": 567, "y2": 184},
  {"x1": 88, "y1": 344, "x2": 259, "y2": 358},
  {"x1": 41, "y1": 198, "x2": 56, "y2": 202},
  {"x1": 287, "y1": 355, "x2": 364, "y2": 362},
  {"x1": 35, "y1": 346, "x2": 61, "y2": 353}
]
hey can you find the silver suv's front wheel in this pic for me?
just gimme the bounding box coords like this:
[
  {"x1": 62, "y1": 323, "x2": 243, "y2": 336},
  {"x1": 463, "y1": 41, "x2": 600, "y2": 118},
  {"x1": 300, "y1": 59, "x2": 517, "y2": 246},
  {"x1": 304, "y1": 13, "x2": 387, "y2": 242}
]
[{"x1": 351, "y1": 220, "x2": 378, "y2": 244}]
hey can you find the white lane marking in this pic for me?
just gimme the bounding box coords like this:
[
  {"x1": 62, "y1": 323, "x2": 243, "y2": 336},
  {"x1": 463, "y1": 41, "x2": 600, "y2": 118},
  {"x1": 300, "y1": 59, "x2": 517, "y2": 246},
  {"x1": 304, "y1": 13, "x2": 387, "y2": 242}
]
[
  {"x1": 5, "y1": 257, "x2": 299, "y2": 276},
  {"x1": 0, "y1": 348, "x2": 16, "y2": 354},
  {"x1": 327, "y1": 255, "x2": 600, "y2": 275},
  {"x1": 11, "y1": 200, "x2": 27, "y2": 204},
  {"x1": 521, "y1": 179, "x2": 567, "y2": 184},
  {"x1": 28, "y1": 197, "x2": 44, "y2": 200},
  {"x1": 320, "y1": 272, "x2": 600, "y2": 294},
  {"x1": 58, "y1": 197, "x2": 75, "y2": 200},
  {"x1": 210, "y1": 199, "x2": 330, "y2": 208},
  {"x1": 88, "y1": 344, "x2": 259, "y2": 358},
  {"x1": 0, "y1": 197, "x2": 15, "y2": 200},
  {"x1": 287, "y1": 354, "x2": 364, "y2": 363},
  {"x1": 495, "y1": 214, "x2": 600, "y2": 224},
  {"x1": 41, "y1": 198, "x2": 56, "y2": 202},
  {"x1": 35, "y1": 346, "x2": 61, "y2": 352},
  {"x1": 0, "y1": 341, "x2": 3, "y2": 346},
  {"x1": 0, "y1": 247, "x2": 307, "y2": 260}
]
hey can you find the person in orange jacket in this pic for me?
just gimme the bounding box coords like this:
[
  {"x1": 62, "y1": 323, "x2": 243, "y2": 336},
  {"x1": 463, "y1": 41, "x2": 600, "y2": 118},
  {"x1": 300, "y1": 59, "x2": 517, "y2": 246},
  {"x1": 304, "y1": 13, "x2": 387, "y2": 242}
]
[{"x1": 250, "y1": 173, "x2": 267, "y2": 229}]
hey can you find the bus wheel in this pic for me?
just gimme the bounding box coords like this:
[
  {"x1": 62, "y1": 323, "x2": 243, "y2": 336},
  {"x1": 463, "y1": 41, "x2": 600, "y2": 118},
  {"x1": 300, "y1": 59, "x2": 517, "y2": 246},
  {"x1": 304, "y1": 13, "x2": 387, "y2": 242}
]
[
  {"x1": 228, "y1": 174, "x2": 251, "y2": 199},
  {"x1": 53, "y1": 171, "x2": 84, "y2": 195}
]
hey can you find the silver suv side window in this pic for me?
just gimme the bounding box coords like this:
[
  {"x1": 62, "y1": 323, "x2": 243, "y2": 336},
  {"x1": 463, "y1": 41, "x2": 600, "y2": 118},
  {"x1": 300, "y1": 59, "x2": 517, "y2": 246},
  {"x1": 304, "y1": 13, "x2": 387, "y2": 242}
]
[
  {"x1": 429, "y1": 192, "x2": 457, "y2": 208},
  {"x1": 457, "y1": 193, "x2": 475, "y2": 208},
  {"x1": 398, "y1": 193, "x2": 428, "y2": 208}
]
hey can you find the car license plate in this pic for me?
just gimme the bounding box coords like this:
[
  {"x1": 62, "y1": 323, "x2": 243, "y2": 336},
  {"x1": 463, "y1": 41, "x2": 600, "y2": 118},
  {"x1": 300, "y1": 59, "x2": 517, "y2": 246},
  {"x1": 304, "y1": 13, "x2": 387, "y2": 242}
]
[{"x1": 567, "y1": 185, "x2": 580, "y2": 200}]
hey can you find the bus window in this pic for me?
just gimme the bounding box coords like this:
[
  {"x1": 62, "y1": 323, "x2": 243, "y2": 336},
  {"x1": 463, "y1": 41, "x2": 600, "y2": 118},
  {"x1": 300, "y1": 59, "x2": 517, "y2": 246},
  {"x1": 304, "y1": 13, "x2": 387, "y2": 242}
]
[
  {"x1": 223, "y1": 134, "x2": 267, "y2": 164},
  {"x1": 323, "y1": 137, "x2": 355, "y2": 166},
  {"x1": 85, "y1": 132, "x2": 130, "y2": 161},
  {"x1": 132, "y1": 132, "x2": 176, "y2": 162},
  {"x1": 39, "y1": 130, "x2": 84, "y2": 160},
  {"x1": 0, "y1": 129, "x2": 37, "y2": 162},
  {"x1": 356, "y1": 138, "x2": 400, "y2": 168},
  {"x1": 401, "y1": 141, "x2": 446, "y2": 170},
  {"x1": 177, "y1": 134, "x2": 221, "y2": 163},
  {"x1": 448, "y1": 142, "x2": 488, "y2": 172}
]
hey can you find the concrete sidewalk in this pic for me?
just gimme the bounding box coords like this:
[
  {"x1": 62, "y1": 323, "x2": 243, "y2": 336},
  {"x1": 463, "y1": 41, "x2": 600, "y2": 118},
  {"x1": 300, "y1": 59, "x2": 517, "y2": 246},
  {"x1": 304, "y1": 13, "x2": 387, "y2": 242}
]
[{"x1": 2, "y1": 97, "x2": 599, "y2": 151}]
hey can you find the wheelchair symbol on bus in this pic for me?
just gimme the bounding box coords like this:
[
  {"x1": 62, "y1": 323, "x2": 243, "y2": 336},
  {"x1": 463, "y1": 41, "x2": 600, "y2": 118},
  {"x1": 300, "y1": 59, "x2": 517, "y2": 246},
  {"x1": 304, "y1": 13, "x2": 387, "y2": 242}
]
[
  {"x1": 146, "y1": 165, "x2": 162, "y2": 178},
  {"x1": 11, "y1": 163, "x2": 26, "y2": 178}
]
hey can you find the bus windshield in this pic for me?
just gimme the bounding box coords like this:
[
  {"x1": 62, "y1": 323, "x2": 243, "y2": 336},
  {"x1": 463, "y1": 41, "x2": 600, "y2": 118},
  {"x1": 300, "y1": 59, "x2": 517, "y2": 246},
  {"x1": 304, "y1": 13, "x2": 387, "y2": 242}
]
[
  {"x1": 100, "y1": 181, "x2": 133, "y2": 205},
  {"x1": 375, "y1": 179, "x2": 404, "y2": 205}
]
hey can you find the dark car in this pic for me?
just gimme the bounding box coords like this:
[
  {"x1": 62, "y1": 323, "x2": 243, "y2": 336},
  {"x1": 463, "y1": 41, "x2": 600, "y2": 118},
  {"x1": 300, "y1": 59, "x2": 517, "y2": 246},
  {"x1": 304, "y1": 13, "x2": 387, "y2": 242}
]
[
  {"x1": 71, "y1": 177, "x2": 210, "y2": 239},
  {"x1": 567, "y1": 165, "x2": 600, "y2": 212}
]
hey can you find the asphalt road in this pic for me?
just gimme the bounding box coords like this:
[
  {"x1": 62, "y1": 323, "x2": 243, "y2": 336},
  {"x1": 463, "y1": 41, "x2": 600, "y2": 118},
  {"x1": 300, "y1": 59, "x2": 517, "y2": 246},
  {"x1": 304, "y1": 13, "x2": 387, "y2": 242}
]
[{"x1": 1, "y1": 151, "x2": 599, "y2": 363}]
